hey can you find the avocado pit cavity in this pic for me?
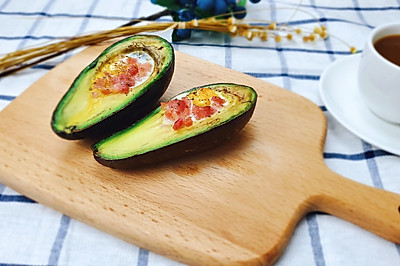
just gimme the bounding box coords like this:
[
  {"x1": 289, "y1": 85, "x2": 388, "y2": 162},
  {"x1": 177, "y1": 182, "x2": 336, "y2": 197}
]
[
  {"x1": 161, "y1": 87, "x2": 227, "y2": 130},
  {"x1": 91, "y1": 51, "x2": 155, "y2": 98}
]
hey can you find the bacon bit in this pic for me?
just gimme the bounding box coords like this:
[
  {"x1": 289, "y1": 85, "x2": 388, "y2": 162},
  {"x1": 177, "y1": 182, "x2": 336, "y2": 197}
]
[
  {"x1": 183, "y1": 117, "x2": 193, "y2": 127},
  {"x1": 192, "y1": 105, "x2": 216, "y2": 120},
  {"x1": 112, "y1": 82, "x2": 130, "y2": 94},
  {"x1": 173, "y1": 118, "x2": 184, "y2": 130},
  {"x1": 139, "y1": 62, "x2": 152, "y2": 74},
  {"x1": 127, "y1": 65, "x2": 138, "y2": 76},
  {"x1": 163, "y1": 98, "x2": 190, "y2": 122},
  {"x1": 173, "y1": 116, "x2": 193, "y2": 130},
  {"x1": 94, "y1": 77, "x2": 107, "y2": 89},
  {"x1": 161, "y1": 90, "x2": 226, "y2": 130},
  {"x1": 127, "y1": 57, "x2": 137, "y2": 65},
  {"x1": 101, "y1": 88, "x2": 112, "y2": 95},
  {"x1": 211, "y1": 96, "x2": 226, "y2": 108},
  {"x1": 181, "y1": 96, "x2": 192, "y2": 109}
]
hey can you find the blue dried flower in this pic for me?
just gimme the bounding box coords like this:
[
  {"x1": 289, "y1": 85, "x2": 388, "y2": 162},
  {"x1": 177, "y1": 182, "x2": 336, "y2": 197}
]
[{"x1": 151, "y1": 0, "x2": 260, "y2": 41}]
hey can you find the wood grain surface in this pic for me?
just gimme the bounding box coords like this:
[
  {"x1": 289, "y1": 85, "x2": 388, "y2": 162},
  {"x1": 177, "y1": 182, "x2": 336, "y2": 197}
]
[{"x1": 0, "y1": 43, "x2": 399, "y2": 265}]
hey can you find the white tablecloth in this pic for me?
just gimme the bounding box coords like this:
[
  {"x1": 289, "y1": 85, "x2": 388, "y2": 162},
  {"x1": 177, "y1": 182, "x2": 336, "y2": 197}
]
[{"x1": 1, "y1": 0, "x2": 399, "y2": 265}]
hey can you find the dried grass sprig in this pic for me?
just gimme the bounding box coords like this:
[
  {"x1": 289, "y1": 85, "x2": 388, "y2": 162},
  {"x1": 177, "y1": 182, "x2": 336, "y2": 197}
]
[{"x1": 0, "y1": 10, "x2": 356, "y2": 77}]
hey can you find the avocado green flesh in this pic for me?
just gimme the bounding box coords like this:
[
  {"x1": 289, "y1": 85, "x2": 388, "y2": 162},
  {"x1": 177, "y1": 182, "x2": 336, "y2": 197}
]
[
  {"x1": 52, "y1": 35, "x2": 173, "y2": 135},
  {"x1": 94, "y1": 84, "x2": 257, "y2": 160}
]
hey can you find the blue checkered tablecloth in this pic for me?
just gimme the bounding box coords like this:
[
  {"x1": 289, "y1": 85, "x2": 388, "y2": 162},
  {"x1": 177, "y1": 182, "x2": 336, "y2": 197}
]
[{"x1": 1, "y1": 0, "x2": 400, "y2": 265}]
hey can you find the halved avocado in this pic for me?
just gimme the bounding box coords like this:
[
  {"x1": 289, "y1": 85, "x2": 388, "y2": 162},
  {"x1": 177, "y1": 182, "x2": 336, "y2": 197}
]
[
  {"x1": 92, "y1": 83, "x2": 257, "y2": 168},
  {"x1": 51, "y1": 35, "x2": 174, "y2": 139}
]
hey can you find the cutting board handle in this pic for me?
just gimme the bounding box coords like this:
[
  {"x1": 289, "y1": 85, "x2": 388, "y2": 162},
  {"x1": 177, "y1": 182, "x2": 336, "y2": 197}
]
[{"x1": 312, "y1": 166, "x2": 400, "y2": 244}]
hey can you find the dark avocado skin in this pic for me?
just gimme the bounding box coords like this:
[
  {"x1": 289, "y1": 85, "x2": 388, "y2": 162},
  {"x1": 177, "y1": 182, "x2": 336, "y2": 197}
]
[
  {"x1": 51, "y1": 35, "x2": 175, "y2": 140},
  {"x1": 92, "y1": 89, "x2": 257, "y2": 169}
]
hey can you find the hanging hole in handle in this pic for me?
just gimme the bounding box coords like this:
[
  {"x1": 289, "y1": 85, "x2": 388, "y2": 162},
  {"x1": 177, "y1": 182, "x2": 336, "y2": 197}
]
[{"x1": 398, "y1": 205, "x2": 400, "y2": 214}]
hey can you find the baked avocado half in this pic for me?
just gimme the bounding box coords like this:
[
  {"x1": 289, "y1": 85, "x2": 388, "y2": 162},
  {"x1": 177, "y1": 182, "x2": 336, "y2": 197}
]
[
  {"x1": 92, "y1": 83, "x2": 257, "y2": 168},
  {"x1": 51, "y1": 35, "x2": 174, "y2": 139}
]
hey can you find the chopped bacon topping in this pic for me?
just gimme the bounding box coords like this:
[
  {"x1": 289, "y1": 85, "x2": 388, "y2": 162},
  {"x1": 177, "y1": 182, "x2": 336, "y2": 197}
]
[
  {"x1": 192, "y1": 105, "x2": 216, "y2": 120},
  {"x1": 211, "y1": 96, "x2": 226, "y2": 108},
  {"x1": 161, "y1": 88, "x2": 226, "y2": 130},
  {"x1": 173, "y1": 117, "x2": 193, "y2": 130},
  {"x1": 92, "y1": 55, "x2": 152, "y2": 97}
]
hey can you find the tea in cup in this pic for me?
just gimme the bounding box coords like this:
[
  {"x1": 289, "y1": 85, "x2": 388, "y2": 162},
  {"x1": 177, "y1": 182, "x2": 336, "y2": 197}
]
[{"x1": 358, "y1": 22, "x2": 400, "y2": 124}]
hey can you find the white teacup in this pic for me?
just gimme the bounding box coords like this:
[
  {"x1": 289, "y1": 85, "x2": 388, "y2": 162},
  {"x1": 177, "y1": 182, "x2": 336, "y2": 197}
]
[{"x1": 358, "y1": 22, "x2": 400, "y2": 124}]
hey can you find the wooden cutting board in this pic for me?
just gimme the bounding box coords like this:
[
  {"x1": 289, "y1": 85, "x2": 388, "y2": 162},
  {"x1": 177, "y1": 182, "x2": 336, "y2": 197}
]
[{"x1": 0, "y1": 44, "x2": 399, "y2": 265}]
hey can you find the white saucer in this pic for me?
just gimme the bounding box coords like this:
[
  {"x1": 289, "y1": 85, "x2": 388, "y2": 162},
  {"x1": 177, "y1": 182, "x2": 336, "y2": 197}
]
[{"x1": 319, "y1": 54, "x2": 400, "y2": 156}]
